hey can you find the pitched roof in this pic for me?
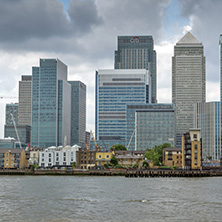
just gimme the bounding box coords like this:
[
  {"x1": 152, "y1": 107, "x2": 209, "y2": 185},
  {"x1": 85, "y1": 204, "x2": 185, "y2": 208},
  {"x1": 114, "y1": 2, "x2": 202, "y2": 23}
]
[{"x1": 177, "y1": 32, "x2": 202, "y2": 45}]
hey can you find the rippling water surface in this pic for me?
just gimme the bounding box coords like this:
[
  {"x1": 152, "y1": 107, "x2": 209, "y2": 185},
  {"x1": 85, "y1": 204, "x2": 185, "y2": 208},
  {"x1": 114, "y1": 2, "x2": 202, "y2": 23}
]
[{"x1": 0, "y1": 176, "x2": 221, "y2": 222}]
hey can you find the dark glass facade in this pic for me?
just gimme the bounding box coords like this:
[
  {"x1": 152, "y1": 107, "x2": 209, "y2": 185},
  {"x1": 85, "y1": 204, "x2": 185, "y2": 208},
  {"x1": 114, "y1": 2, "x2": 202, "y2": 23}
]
[{"x1": 68, "y1": 81, "x2": 86, "y2": 147}]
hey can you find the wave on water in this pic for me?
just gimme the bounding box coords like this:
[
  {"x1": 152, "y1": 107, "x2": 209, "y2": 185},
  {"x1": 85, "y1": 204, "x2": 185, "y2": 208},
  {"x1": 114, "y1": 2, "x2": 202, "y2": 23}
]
[
  {"x1": 124, "y1": 199, "x2": 150, "y2": 203},
  {"x1": 63, "y1": 198, "x2": 97, "y2": 202}
]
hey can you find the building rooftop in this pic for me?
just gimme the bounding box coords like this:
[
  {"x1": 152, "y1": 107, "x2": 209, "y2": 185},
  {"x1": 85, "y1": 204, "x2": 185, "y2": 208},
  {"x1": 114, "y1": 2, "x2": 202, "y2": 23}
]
[
  {"x1": 177, "y1": 32, "x2": 202, "y2": 45},
  {"x1": 163, "y1": 147, "x2": 182, "y2": 152},
  {"x1": 0, "y1": 148, "x2": 23, "y2": 154}
]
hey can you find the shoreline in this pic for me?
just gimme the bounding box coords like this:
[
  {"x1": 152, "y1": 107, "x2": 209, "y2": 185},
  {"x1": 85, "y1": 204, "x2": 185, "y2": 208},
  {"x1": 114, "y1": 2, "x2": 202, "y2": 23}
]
[{"x1": 0, "y1": 168, "x2": 222, "y2": 177}]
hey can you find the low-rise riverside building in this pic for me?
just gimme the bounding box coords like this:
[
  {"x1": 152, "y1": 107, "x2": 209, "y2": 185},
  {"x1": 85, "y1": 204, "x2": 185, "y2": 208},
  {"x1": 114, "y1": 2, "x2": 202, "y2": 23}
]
[
  {"x1": 76, "y1": 148, "x2": 96, "y2": 169},
  {"x1": 163, "y1": 147, "x2": 182, "y2": 167},
  {"x1": 115, "y1": 151, "x2": 145, "y2": 167},
  {"x1": 182, "y1": 129, "x2": 202, "y2": 170},
  {"x1": 39, "y1": 145, "x2": 80, "y2": 168},
  {"x1": 114, "y1": 150, "x2": 146, "y2": 157},
  {"x1": 28, "y1": 149, "x2": 41, "y2": 166},
  {"x1": 0, "y1": 148, "x2": 26, "y2": 169},
  {"x1": 95, "y1": 151, "x2": 113, "y2": 166}
]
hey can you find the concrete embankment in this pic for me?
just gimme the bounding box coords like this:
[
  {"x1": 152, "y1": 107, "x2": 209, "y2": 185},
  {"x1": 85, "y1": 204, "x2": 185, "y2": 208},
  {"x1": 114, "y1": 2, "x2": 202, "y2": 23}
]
[{"x1": 0, "y1": 168, "x2": 222, "y2": 177}]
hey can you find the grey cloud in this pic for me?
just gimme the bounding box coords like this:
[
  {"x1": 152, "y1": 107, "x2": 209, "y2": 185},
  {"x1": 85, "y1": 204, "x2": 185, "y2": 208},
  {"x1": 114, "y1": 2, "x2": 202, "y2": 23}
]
[
  {"x1": 68, "y1": 0, "x2": 103, "y2": 35},
  {"x1": 0, "y1": 0, "x2": 70, "y2": 41},
  {"x1": 0, "y1": 0, "x2": 102, "y2": 44},
  {"x1": 178, "y1": 0, "x2": 222, "y2": 83}
]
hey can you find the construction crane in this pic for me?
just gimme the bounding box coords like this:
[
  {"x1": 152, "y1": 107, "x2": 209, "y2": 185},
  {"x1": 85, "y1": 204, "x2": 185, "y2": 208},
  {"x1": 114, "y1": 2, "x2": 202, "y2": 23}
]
[
  {"x1": 85, "y1": 140, "x2": 89, "y2": 150},
  {"x1": 127, "y1": 129, "x2": 136, "y2": 150},
  {"x1": 10, "y1": 113, "x2": 22, "y2": 149},
  {"x1": 92, "y1": 132, "x2": 101, "y2": 151}
]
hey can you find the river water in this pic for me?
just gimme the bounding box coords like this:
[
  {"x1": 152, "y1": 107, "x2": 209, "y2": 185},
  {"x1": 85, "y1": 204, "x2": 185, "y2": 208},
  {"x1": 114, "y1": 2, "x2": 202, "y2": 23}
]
[{"x1": 0, "y1": 176, "x2": 221, "y2": 222}]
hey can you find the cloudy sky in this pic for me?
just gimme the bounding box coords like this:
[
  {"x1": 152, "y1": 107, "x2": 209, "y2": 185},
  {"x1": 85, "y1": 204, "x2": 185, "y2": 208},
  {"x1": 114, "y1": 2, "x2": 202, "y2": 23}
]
[{"x1": 0, "y1": 0, "x2": 221, "y2": 138}]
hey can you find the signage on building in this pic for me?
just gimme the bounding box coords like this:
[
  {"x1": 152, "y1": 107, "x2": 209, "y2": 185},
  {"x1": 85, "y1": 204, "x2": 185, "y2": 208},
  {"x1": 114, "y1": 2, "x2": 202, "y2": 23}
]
[{"x1": 130, "y1": 36, "x2": 140, "y2": 43}]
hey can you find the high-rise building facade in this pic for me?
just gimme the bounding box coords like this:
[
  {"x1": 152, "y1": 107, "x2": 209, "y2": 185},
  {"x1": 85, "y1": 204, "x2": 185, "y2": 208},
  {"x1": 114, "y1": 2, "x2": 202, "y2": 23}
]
[
  {"x1": 4, "y1": 125, "x2": 31, "y2": 145},
  {"x1": 194, "y1": 102, "x2": 222, "y2": 160},
  {"x1": 68, "y1": 81, "x2": 86, "y2": 147},
  {"x1": 18, "y1": 75, "x2": 32, "y2": 126},
  {"x1": 31, "y1": 59, "x2": 71, "y2": 148},
  {"x1": 172, "y1": 32, "x2": 206, "y2": 147},
  {"x1": 95, "y1": 69, "x2": 150, "y2": 148},
  {"x1": 5, "y1": 103, "x2": 18, "y2": 126},
  {"x1": 220, "y1": 34, "x2": 222, "y2": 101},
  {"x1": 126, "y1": 104, "x2": 174, "y2": 150},
  {"x1": 115, "y1": 36, "x2": 156, "y2": 103},
  {"x1": 135, "y1": 104, "x2": 175, "y2": 150}
]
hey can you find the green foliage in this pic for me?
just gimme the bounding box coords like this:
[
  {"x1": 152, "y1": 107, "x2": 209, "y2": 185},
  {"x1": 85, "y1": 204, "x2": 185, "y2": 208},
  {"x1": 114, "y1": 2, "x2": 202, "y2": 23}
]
[
  {"x1": 72, "y1": 162, "x2": 77, "y2": 168},
  {"x1": 104, "y1": 163, "x2": 113, "y2": 169},
  {"x1": 207, "y1": 156, "x2": 212, "y2": 160},
  {"x1": 132, "y1": 162, "x2": 138, "y2": 169},
  {"x1": 114, "y1": 164, "x2": 125, "y2": 169},
  {"x1": 110, "y1": 144, "x2": 127, "y2": 151},
  {"x1": 145, "y1": 143, "x2": 172, "y2": 166},
  {"x1": 110, "y1": 156, "x2": 118, "y2": 166},
  {"x1": 142, "y1": 161, "x2": 149, "y2": 168},
  {"x1": 31, "y1": 164, "x2": 39, "y2": 171}
]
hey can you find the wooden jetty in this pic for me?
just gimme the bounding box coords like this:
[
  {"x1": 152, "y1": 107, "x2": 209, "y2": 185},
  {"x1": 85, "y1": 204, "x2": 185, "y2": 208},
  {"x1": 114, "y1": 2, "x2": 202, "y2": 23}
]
[{"x1": 125, "y1": 169, "x2": 214, "y2": 177}]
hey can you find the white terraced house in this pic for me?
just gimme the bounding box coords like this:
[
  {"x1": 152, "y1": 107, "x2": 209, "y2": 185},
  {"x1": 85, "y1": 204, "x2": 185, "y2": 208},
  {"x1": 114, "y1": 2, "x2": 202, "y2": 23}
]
[{"x1": 39, "y1": 145, "x2": 80, "y2": 168}]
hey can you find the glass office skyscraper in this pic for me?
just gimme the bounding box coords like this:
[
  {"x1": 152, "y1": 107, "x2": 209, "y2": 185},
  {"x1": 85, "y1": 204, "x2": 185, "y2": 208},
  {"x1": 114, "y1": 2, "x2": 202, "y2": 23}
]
[
  {"x1": 194, "y1": 102, "x2": 222, "y2": 160},
  {"x1": 5, "y1": 103, "x2": 18, "y2": 126},
  {"x1": 220, "y1": 34, "x2": 222, "y2": 101},
  {"x1": 115, "y1": 36, "x2": 156, "y2": 103},
  {"x1": 31, "y1": 59, "x2": 71, "y2": 148},
  {"x1": 172, "y1": 32, "x2": 205, "y2": 147},
  {"x1": 135, "y1": 104, "x2": 175, "y2": 150},
  {"x1": 126, "y1": 104, "x2": 174, "y2": 150},
  {"x1": 69, "y1": 81, "x2": 86, "y2": 147},
  {"x1": 95, "y1": 69, "x2": 150, "y2": 148}
]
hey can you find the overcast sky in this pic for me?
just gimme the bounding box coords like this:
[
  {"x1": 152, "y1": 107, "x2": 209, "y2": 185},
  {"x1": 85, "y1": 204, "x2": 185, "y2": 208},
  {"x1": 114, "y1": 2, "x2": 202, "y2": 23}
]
[{"x1": 0, "y1": 0, "x2": 221, "y2": 138}]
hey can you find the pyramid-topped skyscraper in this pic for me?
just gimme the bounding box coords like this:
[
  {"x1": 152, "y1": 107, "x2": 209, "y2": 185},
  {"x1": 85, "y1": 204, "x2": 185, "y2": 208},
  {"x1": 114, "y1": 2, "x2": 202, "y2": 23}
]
[{"x1": 172, "y1": 32, "x2": 206, "y2": 147}]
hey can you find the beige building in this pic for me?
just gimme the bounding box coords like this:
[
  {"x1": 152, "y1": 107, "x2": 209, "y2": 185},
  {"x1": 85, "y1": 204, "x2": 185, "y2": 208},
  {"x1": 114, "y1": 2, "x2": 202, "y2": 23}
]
[
  {"x1": 0, "y1": 149, "x2": 27, "y2": 169},
  {"x1": 163, "y1": 147, "x2": 182, "y2": 167},
  {"x1": 115, "y1": 151, "x2": 145, "y2": 167},
  {"x1": 182, "y1": 129, "x2": 202, "y2": 170},
  {"x1": 18, "y1": 75, "x2": 32, "y2": 126},
  {"x1": 28, "y1": 150, "x2": 40, "y2": 166}
]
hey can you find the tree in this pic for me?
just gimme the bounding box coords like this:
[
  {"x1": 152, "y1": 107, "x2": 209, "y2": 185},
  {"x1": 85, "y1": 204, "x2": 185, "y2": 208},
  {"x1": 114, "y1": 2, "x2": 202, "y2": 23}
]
[
  {"x1": 145, "y1": 143, "x2": 172, "y2": 166},
  {"x1": 110, "y1": 156, "x2": 118, "y2": 166},
  {"x1": 110, "y1": 144, "x2": 127, "y2": 151},
  {"x1": 142, "y1": 161, "x2": 149, "y2": 168},
  {"x1": 72, "y1": 162, "x2": 77, "y2": 168}
]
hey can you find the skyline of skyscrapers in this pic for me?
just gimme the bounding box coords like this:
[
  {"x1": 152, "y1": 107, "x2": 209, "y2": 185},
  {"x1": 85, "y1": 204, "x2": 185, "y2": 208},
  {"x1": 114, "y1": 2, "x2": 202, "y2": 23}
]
[
  {"x1": 172, "y1": 32, "x2": 206, "y2": 147},
  {"x1": 115, "y1": 36, "x2": 156, "y2": 103},
  {"x1": 1, "y1": 32, "x2": 222, "y2": 161}
]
